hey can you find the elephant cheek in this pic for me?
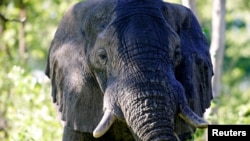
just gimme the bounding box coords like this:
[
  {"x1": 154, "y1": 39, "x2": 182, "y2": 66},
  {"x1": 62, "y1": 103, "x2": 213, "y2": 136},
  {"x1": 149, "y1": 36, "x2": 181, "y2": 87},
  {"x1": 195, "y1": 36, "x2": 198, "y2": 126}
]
[{"x1": 119, "y1": 90, "x2": 179, "y2": 141}]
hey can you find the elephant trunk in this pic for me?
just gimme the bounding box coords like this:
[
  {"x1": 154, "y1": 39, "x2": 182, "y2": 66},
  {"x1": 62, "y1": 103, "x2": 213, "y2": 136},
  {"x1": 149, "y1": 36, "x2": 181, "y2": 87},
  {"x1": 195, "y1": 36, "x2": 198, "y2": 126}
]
[{"x1": 119, "y1": 81, "x2": 178, "y2": 141}]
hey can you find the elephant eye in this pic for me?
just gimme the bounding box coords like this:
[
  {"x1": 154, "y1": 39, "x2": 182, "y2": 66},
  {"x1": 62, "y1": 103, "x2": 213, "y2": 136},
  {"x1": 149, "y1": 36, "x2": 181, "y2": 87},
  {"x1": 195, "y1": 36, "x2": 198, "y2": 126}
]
[{"x1": 97, "y1": 48, "x2": 108, "y2": 65}]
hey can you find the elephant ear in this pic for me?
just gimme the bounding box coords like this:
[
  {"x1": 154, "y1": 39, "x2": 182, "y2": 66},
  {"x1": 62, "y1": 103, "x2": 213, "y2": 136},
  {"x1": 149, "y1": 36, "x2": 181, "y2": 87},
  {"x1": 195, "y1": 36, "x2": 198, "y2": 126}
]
[
  {"x1": 45, "y1": 1, "x2": 105, "y2": 133},
  {"x1": 163, "y1": 3, "x2": 214, "y2": 139},
  {"x1": 176, "y1": 7, "x2": 213, "y2": 119}
]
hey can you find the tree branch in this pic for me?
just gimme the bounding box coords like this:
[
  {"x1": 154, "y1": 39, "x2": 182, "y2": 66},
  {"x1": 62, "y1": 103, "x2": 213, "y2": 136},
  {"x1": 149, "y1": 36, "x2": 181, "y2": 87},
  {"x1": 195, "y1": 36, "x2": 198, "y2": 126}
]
[{"x1": 0, "y1": 13, "x2": 26, "y2": 23}]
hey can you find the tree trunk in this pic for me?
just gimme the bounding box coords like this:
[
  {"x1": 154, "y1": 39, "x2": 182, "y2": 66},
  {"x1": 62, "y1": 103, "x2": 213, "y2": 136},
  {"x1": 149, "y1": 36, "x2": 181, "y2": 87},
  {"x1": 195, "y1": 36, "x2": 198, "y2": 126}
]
[
  {"x1": 18, "y1": 4, "x2": 26, "y2": 59},
  {"x1": 208, "y1": 0, "x2": 226, "y2": 128},
  {"x1": 210, "y1": 0, "x2": 226, "y2": 98}
]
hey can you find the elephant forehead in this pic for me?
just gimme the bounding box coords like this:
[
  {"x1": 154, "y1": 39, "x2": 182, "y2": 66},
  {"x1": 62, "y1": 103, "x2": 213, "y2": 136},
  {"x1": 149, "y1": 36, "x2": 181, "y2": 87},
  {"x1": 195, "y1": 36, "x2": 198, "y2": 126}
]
[
  {"x1": 111, "y1": 1, "x2": 178, "y2": 47},
  {"x1": 112, "y1": 16, "x2": 175, "y2": 61},
  {"x1": 113, "y1": 0, "x2": 165, "y2": 29},
  {"x1": 120, "y1": 16, "x2": 169, "y2": 47},
  {"x1": 114, "y1": 1, "x2": 163, "y2": 22}
]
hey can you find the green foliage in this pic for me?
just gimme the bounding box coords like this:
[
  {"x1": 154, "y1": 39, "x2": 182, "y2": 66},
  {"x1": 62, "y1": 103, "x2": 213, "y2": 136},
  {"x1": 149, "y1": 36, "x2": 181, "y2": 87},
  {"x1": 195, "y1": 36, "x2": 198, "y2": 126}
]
[
  {"x1": 220, "y1": 0, "x2": 250, "y2": 124},
  {"x1": 0, "y1": 65, "x2": 63, "y2": 141}
]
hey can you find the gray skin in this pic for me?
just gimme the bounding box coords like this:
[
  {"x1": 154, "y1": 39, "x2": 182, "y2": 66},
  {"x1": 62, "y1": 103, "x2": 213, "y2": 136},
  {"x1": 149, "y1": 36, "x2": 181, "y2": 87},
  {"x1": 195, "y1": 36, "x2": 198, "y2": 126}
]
[{"x1": 45, "y1": 0, "x2": 213, "y2": 141}]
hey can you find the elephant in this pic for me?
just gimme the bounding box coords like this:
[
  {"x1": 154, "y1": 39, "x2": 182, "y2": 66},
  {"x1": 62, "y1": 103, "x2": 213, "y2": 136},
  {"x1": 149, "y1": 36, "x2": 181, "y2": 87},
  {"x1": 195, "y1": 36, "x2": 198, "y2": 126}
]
[{"x1": 45, "y1": 0, "x2": 213, "y2": 140}]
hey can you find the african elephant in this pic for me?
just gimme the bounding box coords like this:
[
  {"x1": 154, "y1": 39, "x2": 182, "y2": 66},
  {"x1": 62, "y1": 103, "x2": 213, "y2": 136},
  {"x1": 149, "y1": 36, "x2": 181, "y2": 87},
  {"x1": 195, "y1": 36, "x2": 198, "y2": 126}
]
[{"x1": 45, "y1": 0, "x2": 213, "y2": 140}]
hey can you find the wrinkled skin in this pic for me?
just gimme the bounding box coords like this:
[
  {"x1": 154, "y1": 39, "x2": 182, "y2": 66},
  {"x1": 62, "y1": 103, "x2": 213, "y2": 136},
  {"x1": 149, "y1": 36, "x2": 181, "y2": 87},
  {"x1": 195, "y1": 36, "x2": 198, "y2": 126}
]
[{"x1": 45, "y1": 0, "x2": 213, "y2": 141}]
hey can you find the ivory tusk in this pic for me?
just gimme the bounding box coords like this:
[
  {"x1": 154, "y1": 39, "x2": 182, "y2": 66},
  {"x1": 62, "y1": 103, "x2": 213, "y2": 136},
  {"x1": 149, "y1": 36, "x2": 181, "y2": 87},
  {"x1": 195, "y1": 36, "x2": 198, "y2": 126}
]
[
  {"x1": 178, "y1": 105, "x2": 209, "y2": 128},
  {"x1": 93, "y1": 110, "x2": 116, "y2": 138}
]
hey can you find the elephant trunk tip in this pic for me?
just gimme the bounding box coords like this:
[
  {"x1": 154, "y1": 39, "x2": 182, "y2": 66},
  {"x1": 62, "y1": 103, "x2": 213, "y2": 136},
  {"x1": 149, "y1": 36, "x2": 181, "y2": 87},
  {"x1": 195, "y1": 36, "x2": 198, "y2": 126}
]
[
  {"x1": 179, "y1": 105, "x2": 209, "y2": 129},
  {"x1": 93, "y1": 110, "x2": 116, "y2": 138}
]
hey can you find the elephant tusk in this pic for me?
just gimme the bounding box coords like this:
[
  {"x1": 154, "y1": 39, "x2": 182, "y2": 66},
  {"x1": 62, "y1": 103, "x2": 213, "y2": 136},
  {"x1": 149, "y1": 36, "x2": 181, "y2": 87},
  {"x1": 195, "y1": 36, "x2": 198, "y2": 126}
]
[
  {"x1": 93, "y1": 110, "x2": 116, "y2": 138},
  {"x1": 178, "y1": 105, "x2": 209, "y2": 128}
]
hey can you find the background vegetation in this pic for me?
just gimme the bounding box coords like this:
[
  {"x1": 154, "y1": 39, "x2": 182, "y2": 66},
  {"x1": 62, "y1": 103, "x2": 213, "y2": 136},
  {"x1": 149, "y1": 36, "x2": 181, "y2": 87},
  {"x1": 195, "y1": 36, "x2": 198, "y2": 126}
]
[{"x1": 0, "y1": 0, "x2": 249, "y2": 140}]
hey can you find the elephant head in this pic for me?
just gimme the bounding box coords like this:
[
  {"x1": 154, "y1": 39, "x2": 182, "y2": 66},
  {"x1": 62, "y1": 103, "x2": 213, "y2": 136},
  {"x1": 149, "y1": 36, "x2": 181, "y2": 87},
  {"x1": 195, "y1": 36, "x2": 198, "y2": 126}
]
[{"x1": 45, "y1": 0, "x2": 213, "y2": 140}]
